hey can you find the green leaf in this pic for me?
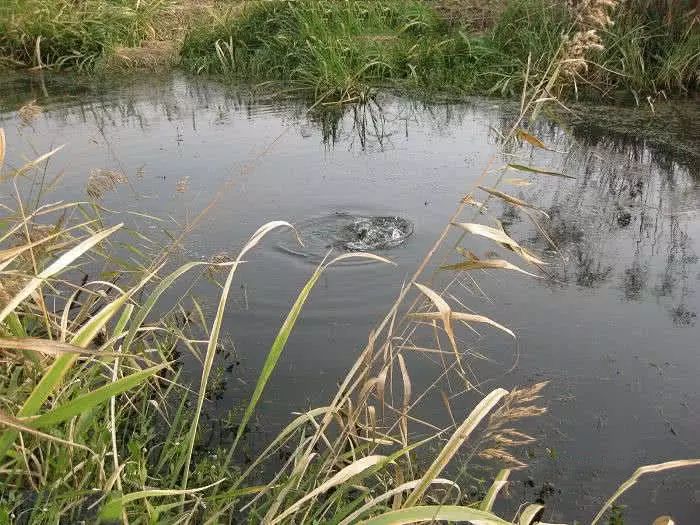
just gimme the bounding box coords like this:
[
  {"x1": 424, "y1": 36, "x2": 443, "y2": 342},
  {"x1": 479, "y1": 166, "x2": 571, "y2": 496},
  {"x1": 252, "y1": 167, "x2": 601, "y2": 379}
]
[
  {"x1": 26, "y1": 362, "x2": 169, "y2": 429},
  {"x1": 99, "y1": 481, "x2": 223, "y2": 523},
  {"x1": 507, "y1": 163, "x2": 574, "y2": 179}
]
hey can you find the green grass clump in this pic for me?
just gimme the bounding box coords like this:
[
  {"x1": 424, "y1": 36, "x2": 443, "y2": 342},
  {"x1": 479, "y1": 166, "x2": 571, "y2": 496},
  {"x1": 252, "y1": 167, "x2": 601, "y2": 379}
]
[
  {"x1": 0, "y1": 0, "x2": 166, "y2": 71},
  {"x1": 592, "y1": 3, "x2": 700, "y2": 100},
  {"x1": 180, "y1": 0, "x2": 516, "y2": 101},
  {"x1": 179, "y1": 0, "x2": 699, "y2": 102}
]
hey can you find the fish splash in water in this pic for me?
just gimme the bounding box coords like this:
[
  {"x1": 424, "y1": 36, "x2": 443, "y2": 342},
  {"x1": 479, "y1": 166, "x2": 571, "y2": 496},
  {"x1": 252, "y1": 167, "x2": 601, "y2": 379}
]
[
  {"x1": 342, "y1": 216, "x2": 413, "y2": 251},
  {"x1": 277, "y1": 213, "x2": 413, "y2": 260}
]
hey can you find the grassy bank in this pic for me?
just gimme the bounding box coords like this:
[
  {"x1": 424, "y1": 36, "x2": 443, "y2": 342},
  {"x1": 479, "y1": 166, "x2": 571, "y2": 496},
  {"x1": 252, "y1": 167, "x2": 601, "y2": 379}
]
[
  {"x1": 0, "y1": 0, "x2": 169, "y2": 71},
  {"x1": 180, "y1": 0, "x2": 575, "y2": 102},
  {"x1": 1, "y1": 0, "x2": 698, "y2": 101}
]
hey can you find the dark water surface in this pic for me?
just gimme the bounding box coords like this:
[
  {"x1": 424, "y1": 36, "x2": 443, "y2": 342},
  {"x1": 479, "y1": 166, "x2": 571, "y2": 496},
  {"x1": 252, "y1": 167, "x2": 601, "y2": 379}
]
[{"x1": 1, "y1": 73, "x2": 698, "y2": 522}]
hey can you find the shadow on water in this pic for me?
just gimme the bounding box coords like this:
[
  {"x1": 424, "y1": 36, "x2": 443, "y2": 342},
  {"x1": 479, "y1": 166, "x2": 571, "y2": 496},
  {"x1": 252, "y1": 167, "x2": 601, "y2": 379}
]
[{"x1": 1, "y1": 71, "x2": 699, "y2": 522}]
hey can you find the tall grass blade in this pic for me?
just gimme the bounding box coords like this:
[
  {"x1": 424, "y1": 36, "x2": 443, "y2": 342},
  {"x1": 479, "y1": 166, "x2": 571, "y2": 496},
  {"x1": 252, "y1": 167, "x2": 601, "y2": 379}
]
[
  {"x1": 519, "y1": 503, "x2": 543, "y2": 525},
  {"x1": 0, "y1": 410, "x2": 94, "y2": 454},
  {"x1": 0, "y1": 267, "x2": 154, "y2": 459},
  {"x1": 123, "y1": 260, "x2": 212, "y2": 351},
  {"x1": 226, "y1": 251, "x2": 391, "y2": 462},
  {"x1": 181, "y1": 222, "x2": 297, "y2": 491},
  {"x1": 480, "y1": 468, "x2": 510, "y2": 512},
  {"x1": 591, "y1": 459, "x2": 700, "y2": 525}
]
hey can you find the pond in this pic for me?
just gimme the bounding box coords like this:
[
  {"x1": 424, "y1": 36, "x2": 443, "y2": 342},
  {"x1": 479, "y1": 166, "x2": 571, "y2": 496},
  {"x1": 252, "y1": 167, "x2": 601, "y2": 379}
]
[{"x1": 1, "y1": 72, "x2": 698, "y2": 523}]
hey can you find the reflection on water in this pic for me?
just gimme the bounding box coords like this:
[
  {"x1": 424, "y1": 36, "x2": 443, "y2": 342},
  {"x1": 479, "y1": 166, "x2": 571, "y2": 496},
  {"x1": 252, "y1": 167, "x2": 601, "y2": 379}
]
[
  {"x1": 1, "y1": 72, "x2": 699, "y2": 522},
  {"x1": 502, "y1": 121, "x2": 700, "y2": 328}
]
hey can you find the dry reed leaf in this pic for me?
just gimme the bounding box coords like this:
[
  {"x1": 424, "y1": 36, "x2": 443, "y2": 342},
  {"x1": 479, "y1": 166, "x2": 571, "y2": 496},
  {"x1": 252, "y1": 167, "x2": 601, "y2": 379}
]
[
  {"x1": 519, "y1": 503, "x2": 543, "y2": 525},
  {"x1": 592, "y1": 459, "x2": 700, "y2": 525},
  {"x1": 4, "y1": 145, "x2": 66, "y2": 181},
  {"x1": 328, "y1": 252, "x2": 395, "y2": 266},
  {"x1": 397, "y1": 354, "x2": 411, "y2": 445},
  {"x1": 516, "y1": 129, "x2": 547, "y2": 149},
  {"x1": 338, "y1": 478, "x2": 459, "y2": 525},
  {"x1": 477, "y1": 186, "x2": 548, "y2": 217},
  {"x1": 441, "y1": 254, "x2": 540, "y2": 279},
  {"x1": 452, "y1": 222, "x2": 545, "y2": 266},
  {"x1": 410, "y1": 311, "x2": 515, "y2": 339},
  {"x1": 0, "y1": 128, "x2": 5, "y2": 166},
  {"x1": 358, "y1": 377, "x2": 380, "y2": 402},
  {"x1": 480, "y1": 468, "x2": 510, "y2": 512},
  {"x1": 412, "y1": 282, "x2": 462, "y2": 370},
  {"x1": 0, "y1": 337, "x2": 136, "y2": 359},
  {"x1": 504, "y1": 177, "x2": 533, "y2": 187},
  {"x1": 652, "y1": 517, "x2": 675, "y2": 525},
  {"x1": 366, "y1": 405, "x2": 376, "y2": 437},
  {"x1": 270, "y1": 455, "x2": 387, "y2": 524},
  {"x1": 403, "y1": 388, "x2": 509, "y2": 507},
  {"x1": 376, "y1": 366, "x2": 388, "y2": 413}
]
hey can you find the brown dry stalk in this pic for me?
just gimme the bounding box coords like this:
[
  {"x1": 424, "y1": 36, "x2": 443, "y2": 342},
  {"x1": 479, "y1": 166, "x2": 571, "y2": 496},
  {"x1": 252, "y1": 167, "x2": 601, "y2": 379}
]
[{"x1": 561, "y1": 0, "x2": 620, "y2": 77}]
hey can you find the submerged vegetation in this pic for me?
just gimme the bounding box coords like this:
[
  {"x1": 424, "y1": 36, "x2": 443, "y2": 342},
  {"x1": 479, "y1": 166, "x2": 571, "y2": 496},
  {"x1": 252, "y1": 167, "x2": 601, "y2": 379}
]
[{"x1": 2, "y1": 0, "x2": 699, "y2": 101}]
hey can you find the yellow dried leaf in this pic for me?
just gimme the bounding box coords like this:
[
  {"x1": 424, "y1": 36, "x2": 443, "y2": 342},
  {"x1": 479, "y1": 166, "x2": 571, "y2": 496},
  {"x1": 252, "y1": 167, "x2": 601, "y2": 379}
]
[
  {"x1": 441, "y1": 257, "x2": 540, "y2": 278},
  {"x1": 478, "y1": 186, "x2": 548, "y2": 217},
  {"x1": 505, "y1": 177, "x2": 533, "y2": 187},
  {"x1": 516, "y1": 128, "x2": 547, "y2": 149},
  {"x1": 451, "y1": 222, "x2": 546, "y2": 266}
]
